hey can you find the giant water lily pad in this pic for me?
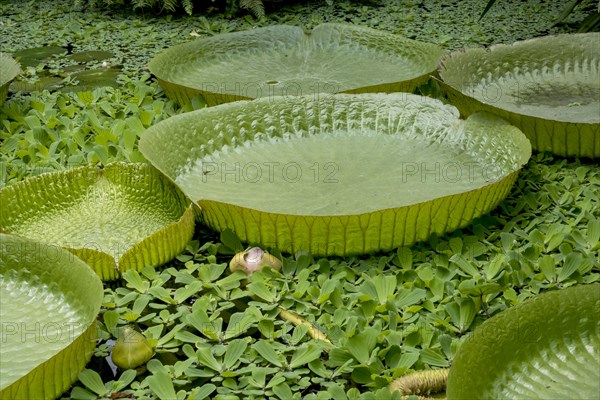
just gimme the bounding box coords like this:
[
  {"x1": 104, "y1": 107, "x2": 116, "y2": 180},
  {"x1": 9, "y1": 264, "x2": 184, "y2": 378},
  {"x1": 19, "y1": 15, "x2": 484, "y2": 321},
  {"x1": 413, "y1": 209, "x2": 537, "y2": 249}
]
[
  {"x1": 0, "y1": 52, "x2": 20, "y2": 106},
  {"x1": 148, "y1": 23, "x2": 444, "y2": 106},
  {"x1": 0, "y1": 233, "x2": 103, "y2": 399},
  {"x1": 0, "y1": 163, "x2": 195, "y2": 280},
  {"x1": 437, "y1": 33, "x2": 600, "y2": 158},
  {"x1": 447, "y1": 283, "x2": 600, "y2": 399},
  {"x1": 139, "y1": 93, "x2": 531, "y2": 256}
]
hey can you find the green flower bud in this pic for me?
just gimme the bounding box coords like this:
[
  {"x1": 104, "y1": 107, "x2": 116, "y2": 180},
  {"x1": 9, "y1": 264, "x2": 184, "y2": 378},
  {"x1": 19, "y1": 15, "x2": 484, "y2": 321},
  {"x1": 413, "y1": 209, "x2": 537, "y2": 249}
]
[{"x1": 111, "y1": 326, "x2": 153, "y2": 369}]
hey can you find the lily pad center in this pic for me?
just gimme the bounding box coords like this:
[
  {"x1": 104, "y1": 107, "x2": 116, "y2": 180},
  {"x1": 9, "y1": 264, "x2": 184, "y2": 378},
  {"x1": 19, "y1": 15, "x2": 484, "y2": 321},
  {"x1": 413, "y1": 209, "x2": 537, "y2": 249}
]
[{"x1": 180, "y1": 132, "x2": 493, "y2": 216}]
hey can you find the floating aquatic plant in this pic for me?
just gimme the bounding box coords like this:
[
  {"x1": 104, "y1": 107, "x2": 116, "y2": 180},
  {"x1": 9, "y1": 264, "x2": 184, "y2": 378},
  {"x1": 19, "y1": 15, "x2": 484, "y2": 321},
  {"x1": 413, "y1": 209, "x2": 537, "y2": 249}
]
[
  {"x1": 437, "y1": 33, "x2": 600, "y2": 158},
  {"x1": 139, "y1": 93, "x2": 531, "y2": 256},
  {"x1": 149, "y1": 23, "x2": 444, "y2": 106},
  {"x1": 0, "y1": 163, "x2": 195, "y2": 280}
]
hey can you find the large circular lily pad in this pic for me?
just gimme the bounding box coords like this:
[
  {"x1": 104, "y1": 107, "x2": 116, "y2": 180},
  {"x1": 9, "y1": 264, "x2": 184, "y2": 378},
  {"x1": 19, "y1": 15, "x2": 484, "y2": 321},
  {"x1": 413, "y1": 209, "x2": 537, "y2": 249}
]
[
  {"x1": 437, "y1": 33, "x2": 600, "y2": 158},
  {"x1": 0, "y1": 163, "x2": 195, "y2": 280},
  {"x1": 139, "y1": 93, "x2": 531, "y2": 256},
  {"x1": 0, "y1": 52, "x2": 20, "y2": 106},
  {"x1": 0, "y1": 233, "x2": 103, "y2": 399},
  {"x1": 447, "y1": 283, "x2": 600, "y2": 400},
  {"x1": 149, "y1": 23, "x2": 444, "y2": 106}
]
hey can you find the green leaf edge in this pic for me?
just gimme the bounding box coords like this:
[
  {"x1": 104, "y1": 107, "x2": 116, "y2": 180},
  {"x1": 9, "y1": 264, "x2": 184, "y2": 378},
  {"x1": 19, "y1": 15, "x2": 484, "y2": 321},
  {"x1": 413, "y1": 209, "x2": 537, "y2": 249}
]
[
  {"x1": 149, "y1": 23, "x2": 444, "y2": 106},
  {"x1": 447, "y1": 283, "x2": 600, "y2": 399},
  {"x1": 436, "y1": 32, "x2": 600, "y2": 158},
  {"x1": 0, "y1": 52, "x2": 21, "y2": 106},
  {"x1": 0, "y1": 234, "x2": 103, "y2": 399},
  {"x1": 0, "y1": 163, "x2": 195, "y2": 280}
]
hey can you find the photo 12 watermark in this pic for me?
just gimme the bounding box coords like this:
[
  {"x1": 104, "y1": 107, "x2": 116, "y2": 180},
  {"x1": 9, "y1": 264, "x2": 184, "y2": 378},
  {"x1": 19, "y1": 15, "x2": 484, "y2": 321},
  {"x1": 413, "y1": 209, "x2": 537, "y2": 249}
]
[
  {"x1": 1, "y1": 321, "x2": 92, "y2": 344},
  {"x1": 200, "y1": 161, "x2": 339, "y2": 184},
  {"x1": 399, "y1": 161, "x2": 505, "y2": 183}
]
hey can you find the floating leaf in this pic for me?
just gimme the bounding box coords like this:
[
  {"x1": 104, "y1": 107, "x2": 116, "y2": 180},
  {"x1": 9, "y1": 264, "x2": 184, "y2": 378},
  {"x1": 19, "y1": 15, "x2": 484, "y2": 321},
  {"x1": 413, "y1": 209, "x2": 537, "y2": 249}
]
[
  {"x1": 0, "y1": 163, "x2": 195, "y2": 280},
  {"x1": 420, "y1": 349, "x2": 449, "y2": 368},
  {"x1": 248, "y1": 281, "x2": 277, "y2": 303},
  {"x1": 362, "y1": 275, "x2": 397, "y2": 306},
  {"x1": 396, "y1": 247, "x2": 413, "y2": 269},
  {"x1": 195, "y1": 347, "x2": 222, "y2": 372},
  {"x1": 539, "y1": 255, "x2": 557, "y2": 281},
  {"x1": 447, "y1": 284, "x2": 600, "y2": 399},
  {"x1": 558, "y1": 252, "x2": 583, "y2": 282},
  {"x1": 0, "y1": 234, "x2": 103, "y2": 399},
  {"x1": 290, "y1": 343, "x2": 324, "y2": 369},
  {"x1": 223, "y1": 312, "x2": 255, "y2": 339},
  {"x1": 396, "y1": 352, "x2": 420, "y2": 370},
  {"x1": 193, "y1": 384, "x2": 216, "y2": 400},
  {"x1": 450, "y1": 254, "x2": 480, "y2": 278},
  {"x1": 587, "y1": 219, "x2": 600, "y2": 249},
  {"x1": 68, "y1": 50, "x2": 114, "y2": 63},
  {"x1": 394, "y1": 288, "x2": 427, "y2": 308},
  {"x1": 224, "y1": 339, "x2": 248, "y2": 370},
  {"x1": 12, "y1": 46, "x2": 66, "y2": 67},
  {"x1": 446, "y1": 298, "x2": 477, "y2": 332},
  {"x1": 0, "y1": 52, "x2": 20, "y2": 106},
  {"x1": 346, "y1": 328, "x2": 378, "y2": 365},
  {"x1": 253, "y1": 341, "x2": 284, "y2": 367},
  {"x1": 146, "y1": 371, "x2": 177, "y2": 400},
  {"x1": 139, "y1": 94, "x2": 530, "y2": 256},
  {"x1": 438, "y1": 33, "x2": 600, "y2": 158},
  {"x1": 149, "y1": 23, "x2": 444, "y2": 106},
  {"x1": 77, "y1": 370, "x2": 108, "y2": 397},
  {"x1": 483, "y1": 253, "x2": 507, "y2": 280},
  {"x1": 272, "y1": 382, "x2": 293, "y2": 400}
]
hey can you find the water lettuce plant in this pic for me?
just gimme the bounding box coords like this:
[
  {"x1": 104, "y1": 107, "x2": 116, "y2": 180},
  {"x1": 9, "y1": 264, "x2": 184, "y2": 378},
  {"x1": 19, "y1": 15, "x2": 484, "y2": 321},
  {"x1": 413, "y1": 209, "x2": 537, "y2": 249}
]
[
  {"x1": 148, "y1": 23, "x2": 444, "y2": 106},
  {"x1": 0, "y1": 53, "x2": 20, "y2": 107},
  {"x1": 1, "y1": 1, "x2": 598, "y2": 398},
  {"x1": 0, "y1": 163, "x2": 195, "y2": 280},
  {"x1": 437, "y1": 32, "x2": 600, "y2": 158},
  {"x1": 139, "y1": 93, "x2": 531, "y2": 256},
  {"x1": 447, "y1": 283, "x2": 600, "y2": 399},
  {"x1": 0, "y1": 233, "x2": 103, "y2": 399}
]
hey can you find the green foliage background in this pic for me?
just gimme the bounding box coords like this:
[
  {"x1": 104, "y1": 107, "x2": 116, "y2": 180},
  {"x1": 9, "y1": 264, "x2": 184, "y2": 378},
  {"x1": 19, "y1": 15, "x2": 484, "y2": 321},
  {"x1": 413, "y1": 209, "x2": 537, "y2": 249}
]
[
  {"x1": 0, "y1": 0, "x2": 599, "y2": 398},
  {"x1": 76, "y1": 0, "x2": 269, "y2": 17}
]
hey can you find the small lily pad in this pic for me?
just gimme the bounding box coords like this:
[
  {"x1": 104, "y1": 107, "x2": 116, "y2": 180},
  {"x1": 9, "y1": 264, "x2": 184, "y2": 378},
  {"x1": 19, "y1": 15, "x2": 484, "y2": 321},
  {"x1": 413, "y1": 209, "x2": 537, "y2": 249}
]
[
  {"x1": 65, "y1": 67, "x2": 121, "y2": 90},
  {"x1": 437, "y1": 33, "x2": 600, "y2": 158},
  {"x1": 0, "y1": 163, "x2": 195, "y2": 280},
  {"x1": 0, "y1": 52, "x2": 20, "y2": 105},
  {"x1": 149, "y1": 23, "x2": 444, "y2": 106},
  {"x1": 0, "y1": 233, "x2": 103, "y2": 399},
  {"x1": 10, "y1": 76, "x2": 65, "y2": 93},
  {"x1": 12, "y1": 46, "x2": 67, "y2": 67},
  {"x1": 68, "y1": 50, "x2": 114, "y2": 63}
]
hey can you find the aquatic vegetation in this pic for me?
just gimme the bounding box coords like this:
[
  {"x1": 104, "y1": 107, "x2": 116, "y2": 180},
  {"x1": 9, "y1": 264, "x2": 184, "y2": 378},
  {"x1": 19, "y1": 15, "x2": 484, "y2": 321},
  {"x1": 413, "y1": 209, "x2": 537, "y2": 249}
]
[
  {"x1": 0, "y1": 1, "x2": 598, "y2": 398},
  {"x1": 438, "y1": 33, "x2": 600, "y2": 158},
  {"x1": 139, "y1": 93, "x2": 530, "y2": 255}
]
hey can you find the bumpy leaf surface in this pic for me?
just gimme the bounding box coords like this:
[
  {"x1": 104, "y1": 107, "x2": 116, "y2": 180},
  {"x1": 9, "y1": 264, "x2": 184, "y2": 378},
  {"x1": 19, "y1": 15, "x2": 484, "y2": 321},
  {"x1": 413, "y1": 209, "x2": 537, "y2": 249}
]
[
  {"x1": 149, "y1": 23, "x2": 444, "y2": 106},
  {"x1": 438, "y1": 33, "x2": 600, "y2": 158},
  {"x1": 140, "y1": 93, "x2": 531, "y2": 255},
  {"x1": 0, "y1": 234, "x2": 103, "y2": 399}
]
